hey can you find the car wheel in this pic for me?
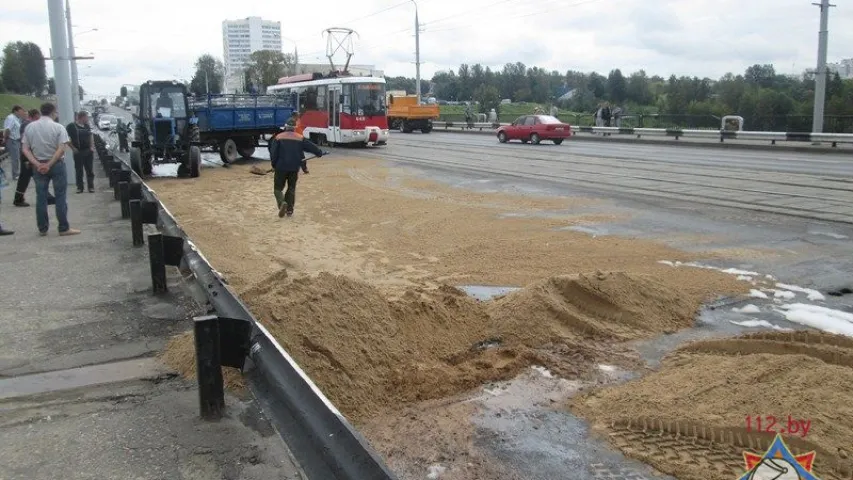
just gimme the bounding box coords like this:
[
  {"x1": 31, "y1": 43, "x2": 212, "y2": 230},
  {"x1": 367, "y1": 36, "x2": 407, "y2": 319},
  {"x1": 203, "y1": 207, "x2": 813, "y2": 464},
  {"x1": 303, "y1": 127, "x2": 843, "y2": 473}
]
[
  {"x1": 498, "y1": 131, "x2": 507, "y2": 143},
  {"x1": 553, "y1": 139, "x2": 564, "y2": 145},
  {"x1": 530, "y1": 133, "x2": 541, "y2": 145}
]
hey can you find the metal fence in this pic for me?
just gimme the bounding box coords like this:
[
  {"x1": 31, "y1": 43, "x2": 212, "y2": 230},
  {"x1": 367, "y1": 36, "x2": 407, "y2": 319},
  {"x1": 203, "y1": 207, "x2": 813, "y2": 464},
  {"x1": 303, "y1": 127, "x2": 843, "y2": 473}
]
[
  {"x1": 188, "y1": 94, "x2": 293, "y2": 109},
  {"x1": 437, "y1": 113, "x2": 853, "y2": 133}
]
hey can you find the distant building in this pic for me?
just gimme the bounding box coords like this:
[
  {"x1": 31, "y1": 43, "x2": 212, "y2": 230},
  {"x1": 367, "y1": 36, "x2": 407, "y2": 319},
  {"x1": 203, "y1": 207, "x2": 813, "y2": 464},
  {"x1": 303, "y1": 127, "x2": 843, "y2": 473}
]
[
  {"x1": 292, "y1": 63, "x2": 384, "y2": 78},
  {"x1": 222, "y1": 16, "x2": 282, "y2": 93},
  {"x1": 827, "y1": 58, "x2": 853, "y2": 79}
]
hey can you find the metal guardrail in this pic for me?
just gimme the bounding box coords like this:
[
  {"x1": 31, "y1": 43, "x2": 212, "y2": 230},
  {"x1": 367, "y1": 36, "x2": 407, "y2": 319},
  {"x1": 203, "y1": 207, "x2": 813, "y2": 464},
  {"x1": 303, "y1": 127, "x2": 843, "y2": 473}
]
[
  {"x1": 92, "y1": 135, "x2": 397, "y2": 480},
  {"x1": 433, "y1": 122, "x2": 853, "y2": 147}
]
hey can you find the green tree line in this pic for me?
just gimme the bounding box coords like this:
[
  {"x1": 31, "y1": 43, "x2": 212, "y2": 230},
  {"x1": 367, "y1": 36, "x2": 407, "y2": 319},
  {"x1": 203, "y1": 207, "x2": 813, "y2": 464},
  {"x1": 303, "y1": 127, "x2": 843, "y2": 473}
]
[{"x1": 385, "y1": 62, "x2": 853, "y2": 132}]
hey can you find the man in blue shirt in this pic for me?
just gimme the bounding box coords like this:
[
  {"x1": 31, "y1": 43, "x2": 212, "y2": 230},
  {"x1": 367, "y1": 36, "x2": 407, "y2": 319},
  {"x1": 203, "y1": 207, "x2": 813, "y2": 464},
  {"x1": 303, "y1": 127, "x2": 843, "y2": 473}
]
[{"x1": 268, "y1": 126, "x2": 323, "y2": 217}]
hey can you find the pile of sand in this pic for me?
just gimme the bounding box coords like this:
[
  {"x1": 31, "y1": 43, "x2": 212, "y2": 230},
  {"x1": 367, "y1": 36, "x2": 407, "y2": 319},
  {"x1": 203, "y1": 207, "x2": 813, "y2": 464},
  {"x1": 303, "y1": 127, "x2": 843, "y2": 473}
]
[
  {"x1": 572, "y1": 331, "x2": 853, "y2": 480},
  {"x1": 161, "y1": 268, "x2": 719, "y2": 422},
  {"x1": 489, "y1": 271, "x2": 700, "y2": 342}
]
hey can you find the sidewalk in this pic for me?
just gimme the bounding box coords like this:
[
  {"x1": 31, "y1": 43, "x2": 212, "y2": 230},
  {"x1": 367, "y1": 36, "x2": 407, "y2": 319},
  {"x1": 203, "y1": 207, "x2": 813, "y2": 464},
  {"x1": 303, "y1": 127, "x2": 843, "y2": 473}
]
[{"x1": 0, "y1": 164, "x2": 304, "y2": 479}]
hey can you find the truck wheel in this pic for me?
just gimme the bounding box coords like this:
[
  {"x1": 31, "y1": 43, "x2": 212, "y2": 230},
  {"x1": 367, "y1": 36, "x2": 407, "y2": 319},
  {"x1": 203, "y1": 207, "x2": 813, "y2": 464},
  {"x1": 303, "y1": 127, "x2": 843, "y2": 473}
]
[
  {"x1": 130, "y1": 147, "x2": 143, "y2": 176},
  {"x1": 188, "y1": 146, "x2": 201, "y2": 178},
  {"x1": 421, "y1": 124, "x2": 433, "y2": 134},
  {"x1": 401, "y1": 120, "x2": 413, "y2": 133},
  {"x1": 219, "y1": 138, "x2": 238, "y2": 164}
]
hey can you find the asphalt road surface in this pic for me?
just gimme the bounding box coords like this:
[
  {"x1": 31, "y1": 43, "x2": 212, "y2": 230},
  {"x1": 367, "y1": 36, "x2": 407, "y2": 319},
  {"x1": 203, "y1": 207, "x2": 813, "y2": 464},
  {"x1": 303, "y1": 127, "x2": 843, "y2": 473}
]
[{"x1": 369, "y1": 132, "x2": 853, "y2": 225}]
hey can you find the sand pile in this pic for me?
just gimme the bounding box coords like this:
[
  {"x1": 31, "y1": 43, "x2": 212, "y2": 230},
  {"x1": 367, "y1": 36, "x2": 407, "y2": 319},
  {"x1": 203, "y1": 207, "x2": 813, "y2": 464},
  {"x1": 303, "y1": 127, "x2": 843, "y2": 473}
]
[
  {"x1": 162, "y1": 268, "x2": 712, "y2": 422},
  {"x1": 489, "y1": 271, "x2": 700, "y2": 342},
  {"x1": 572, "y1": 331, "x2": 853, "y2": 480}
]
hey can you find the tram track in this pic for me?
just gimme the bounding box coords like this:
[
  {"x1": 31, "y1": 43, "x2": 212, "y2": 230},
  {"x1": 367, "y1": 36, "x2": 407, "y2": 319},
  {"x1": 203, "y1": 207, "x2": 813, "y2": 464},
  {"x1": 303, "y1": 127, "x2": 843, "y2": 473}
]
[{"x1": 346, "y1": 138, "x2": 853, "y2": 225}]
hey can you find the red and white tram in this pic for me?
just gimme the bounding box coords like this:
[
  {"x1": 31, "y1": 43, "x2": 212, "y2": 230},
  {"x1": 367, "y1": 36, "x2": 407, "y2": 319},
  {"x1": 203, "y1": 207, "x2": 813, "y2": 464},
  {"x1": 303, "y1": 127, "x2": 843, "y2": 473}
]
[{"x1": 267, "y1": 73, "x2": 389, "y2": 146}]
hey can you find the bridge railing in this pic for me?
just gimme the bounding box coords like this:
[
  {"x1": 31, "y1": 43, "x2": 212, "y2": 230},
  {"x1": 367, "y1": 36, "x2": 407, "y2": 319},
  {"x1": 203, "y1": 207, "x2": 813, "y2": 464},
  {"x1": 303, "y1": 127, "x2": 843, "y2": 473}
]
[{"x1": 431, "y1": 122, "x2": 853, "y2": 147}]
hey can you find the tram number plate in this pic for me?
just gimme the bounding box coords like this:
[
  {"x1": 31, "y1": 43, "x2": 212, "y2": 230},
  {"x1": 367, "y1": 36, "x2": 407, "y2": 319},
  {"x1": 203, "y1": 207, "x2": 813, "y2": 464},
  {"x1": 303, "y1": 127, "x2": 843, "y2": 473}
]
[{"x1": 356, "y1": 116, "x2": 366, "y2": 122}]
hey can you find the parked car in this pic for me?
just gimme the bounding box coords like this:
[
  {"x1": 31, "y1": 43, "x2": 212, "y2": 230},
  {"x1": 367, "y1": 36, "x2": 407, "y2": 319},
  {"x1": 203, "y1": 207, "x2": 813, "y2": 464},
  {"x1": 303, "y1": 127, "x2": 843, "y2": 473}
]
[
  {"x1": 98, "y1": 114, "x2": 118, "y2": 130},
  {"x1": 497, "y1": 114, "x2": 572, "y2": 145}
]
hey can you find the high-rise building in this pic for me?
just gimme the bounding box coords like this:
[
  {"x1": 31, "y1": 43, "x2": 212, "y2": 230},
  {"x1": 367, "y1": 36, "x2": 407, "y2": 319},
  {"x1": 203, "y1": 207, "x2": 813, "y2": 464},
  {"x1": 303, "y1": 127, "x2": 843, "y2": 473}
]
[
  {"x1": 827, "y1": 58, "x2": 853, "y2": 79},
  {"x1": 222, "y1": 16, "x2": 282, "y2": 93}
]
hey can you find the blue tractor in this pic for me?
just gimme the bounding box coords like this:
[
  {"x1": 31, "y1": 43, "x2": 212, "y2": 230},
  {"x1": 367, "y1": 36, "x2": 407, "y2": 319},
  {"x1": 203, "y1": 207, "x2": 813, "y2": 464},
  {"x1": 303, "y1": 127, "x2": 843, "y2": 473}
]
[{"x1": 130, "y1": 80, "x2": 201, "y2": 178}]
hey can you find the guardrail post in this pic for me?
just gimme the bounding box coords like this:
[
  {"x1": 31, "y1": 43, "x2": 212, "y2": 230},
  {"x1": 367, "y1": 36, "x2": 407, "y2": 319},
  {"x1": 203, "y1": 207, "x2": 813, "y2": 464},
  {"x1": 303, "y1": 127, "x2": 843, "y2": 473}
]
[
  {"x1": 148, "y1": 233, "x2": 184, "y2": 294},
  {"x1": 110, "y1": 159, "x2": 122, "y2": 188},
  {"x1": 141, "y1": 200, "x2": 159, "y2": 225},
  {"x1": 130, "y1": 199, "x2": 143, "y2": 247},
  {"x1": 129, "y1": 182, "x2": 142, "y2": 201},
  {"x1": 194, "y1": 314, "x2": 225, "y2": 421},
  {"x1": 119, "y1": 181, "x2": 130, "y2": 219}
]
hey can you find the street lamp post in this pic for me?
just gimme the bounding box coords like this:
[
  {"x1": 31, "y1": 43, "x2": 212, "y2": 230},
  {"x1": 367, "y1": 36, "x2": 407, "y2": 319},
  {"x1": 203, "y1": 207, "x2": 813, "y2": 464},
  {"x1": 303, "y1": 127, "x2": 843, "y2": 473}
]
[
  {"x1": 65, "y1": 0, "x2": 97, "y2": 113},
  {"x1": 411, "y1": 0, "x2": 422, "y2": 105}
]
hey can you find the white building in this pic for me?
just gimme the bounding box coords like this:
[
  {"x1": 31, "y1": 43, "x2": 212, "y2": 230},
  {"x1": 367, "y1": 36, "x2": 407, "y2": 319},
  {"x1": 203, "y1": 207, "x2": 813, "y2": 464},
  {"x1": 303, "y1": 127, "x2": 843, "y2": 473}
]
[
  {"x1": 827, "y1": 58, "x2": 853, "y2": 79},
  {"x1": 222, "y1": 16, "x2": 282, "y2": 93}
]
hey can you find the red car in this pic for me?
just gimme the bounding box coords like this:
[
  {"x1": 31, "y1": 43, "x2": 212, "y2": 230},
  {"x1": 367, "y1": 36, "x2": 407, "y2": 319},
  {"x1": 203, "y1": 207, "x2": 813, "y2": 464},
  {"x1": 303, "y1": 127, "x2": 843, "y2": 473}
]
[{"x1": 497, "y1": 114, "x2": 572, "y2": 145}]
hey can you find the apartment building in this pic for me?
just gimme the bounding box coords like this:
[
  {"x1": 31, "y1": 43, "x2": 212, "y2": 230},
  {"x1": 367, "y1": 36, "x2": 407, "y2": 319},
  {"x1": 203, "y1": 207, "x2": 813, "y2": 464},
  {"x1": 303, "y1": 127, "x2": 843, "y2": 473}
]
[
  {"x1": 827, "y1": 58, "x2": 853, "y2": 79},
  {"x1": 222, "y1": 16, "x2": 282, "y2": 92}
]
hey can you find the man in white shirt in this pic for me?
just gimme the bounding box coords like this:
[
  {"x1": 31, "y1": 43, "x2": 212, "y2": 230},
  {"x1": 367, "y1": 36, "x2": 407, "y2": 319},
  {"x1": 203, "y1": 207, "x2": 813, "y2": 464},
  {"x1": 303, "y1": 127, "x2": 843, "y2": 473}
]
[
  {"x1": 22, "y1": 103, "x2": 81, "y2": 237},
  {"x1": 3, "y1": 105, "x2": 26, "y2": 180}
]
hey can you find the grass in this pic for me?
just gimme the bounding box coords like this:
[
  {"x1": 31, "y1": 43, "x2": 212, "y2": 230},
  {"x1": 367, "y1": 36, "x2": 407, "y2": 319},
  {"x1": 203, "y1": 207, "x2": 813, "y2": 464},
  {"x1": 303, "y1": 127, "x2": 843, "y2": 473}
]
[{"x1": 0, "y1": 93, "x2": 42, "y2": 115}]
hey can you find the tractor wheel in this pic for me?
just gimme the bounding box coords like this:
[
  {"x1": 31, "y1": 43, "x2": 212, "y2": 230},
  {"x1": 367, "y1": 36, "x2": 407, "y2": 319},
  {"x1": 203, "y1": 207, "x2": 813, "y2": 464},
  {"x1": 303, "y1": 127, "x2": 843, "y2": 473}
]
[
  {"x1": 188, "y1": 146, "x2": 201, "y2": 178},
  {"x1": 130, "y1": 147, "x2": 143, "y2": 176},
  {"x1": 237, "y1": 139, "x2": 255, "y2": 159},
  {"x1": 219, "y1": 138, "x2": 239, "y2": 164},
  {"x1": 189, "y1": 125, "x2": 200, "y2": 143}
]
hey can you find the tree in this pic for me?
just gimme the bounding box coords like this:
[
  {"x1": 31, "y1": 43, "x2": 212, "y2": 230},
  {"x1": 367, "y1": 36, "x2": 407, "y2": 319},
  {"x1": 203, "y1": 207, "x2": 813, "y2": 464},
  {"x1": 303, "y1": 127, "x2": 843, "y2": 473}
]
[
  {"x1": 189, "y1": 54, "x2": 225, "y2": 96},
  {"x1": 626, "y1": 70, "x2": 653, "y2": 105},
  {"x1": 120, "y1": 86, "x2": 128, "y2": 97},
  {"x1": 100, "y1": 98, "x2": 107, "y2": 106},
  {"x1": 244, "y1": 50, "x2": 293, "y2": 92},
  {"x1": 607, "y1": 69, "x2": 627, "y2": 104},
  {"x1": 47, "y1": 77, "x2": 56, "y2": 95},
  {"x1": 473, "y1": 84, "x2": 500, "y2": 114},
  {"x1": 1, "y1": 42, "x2": 27, "y2": 93}
]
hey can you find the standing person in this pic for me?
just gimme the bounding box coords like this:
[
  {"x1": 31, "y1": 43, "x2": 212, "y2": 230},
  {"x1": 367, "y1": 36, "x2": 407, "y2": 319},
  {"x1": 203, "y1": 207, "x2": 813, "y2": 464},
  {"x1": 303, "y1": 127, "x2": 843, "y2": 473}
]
[
  {"x1": 116, "y1": 119, "x2": 130, "y2": 153},
  {"x1": 3, "y1": 105, "x2": 26, "y2": 181},
  {"x1": 601, "y1": 102, "x2": 612, "y2": 128},
  {"x1": 67, "y1": 110, "x2": 96, "y2": 193},
  {"x1": 13, "y1": 109, "x2": 56, "y2": 207},
  {"x1": 268, "y1": 125, "x2": 324, "y2": 218},
  {"x1": 22, "y1": 103, "x2": 81, "y2": 237}
]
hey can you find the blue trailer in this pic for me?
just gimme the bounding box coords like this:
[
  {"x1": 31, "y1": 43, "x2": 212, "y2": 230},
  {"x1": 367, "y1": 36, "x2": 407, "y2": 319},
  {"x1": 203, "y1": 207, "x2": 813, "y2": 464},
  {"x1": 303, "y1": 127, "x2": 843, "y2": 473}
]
[{"x1": 190, "y1": 94, "x2": 296, "y2": 164}]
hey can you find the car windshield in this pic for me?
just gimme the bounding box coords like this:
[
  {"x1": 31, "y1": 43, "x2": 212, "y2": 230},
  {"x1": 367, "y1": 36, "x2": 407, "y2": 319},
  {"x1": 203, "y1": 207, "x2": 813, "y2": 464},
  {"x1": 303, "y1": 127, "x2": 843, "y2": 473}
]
[
  {"x1": 352, "y1": 83, "x2": 386, "y2": 116},
  {"x1": 536, "y1": 115, "x2": 562, "y2": 124}
]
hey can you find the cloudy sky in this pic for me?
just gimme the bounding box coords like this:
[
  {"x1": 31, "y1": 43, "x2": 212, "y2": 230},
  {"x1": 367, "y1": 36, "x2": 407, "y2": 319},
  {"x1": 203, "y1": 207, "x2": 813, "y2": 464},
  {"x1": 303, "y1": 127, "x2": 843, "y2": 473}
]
[{"x1": 2, "y1": 0, "x2": 851, "y2": 98}]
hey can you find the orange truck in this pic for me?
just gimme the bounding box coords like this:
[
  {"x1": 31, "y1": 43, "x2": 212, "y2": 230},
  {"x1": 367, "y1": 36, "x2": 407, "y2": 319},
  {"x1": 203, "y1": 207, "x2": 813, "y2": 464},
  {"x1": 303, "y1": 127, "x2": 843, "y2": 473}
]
[{"x1": 386, "y1": 91, "x2": 440, "y2": 133}]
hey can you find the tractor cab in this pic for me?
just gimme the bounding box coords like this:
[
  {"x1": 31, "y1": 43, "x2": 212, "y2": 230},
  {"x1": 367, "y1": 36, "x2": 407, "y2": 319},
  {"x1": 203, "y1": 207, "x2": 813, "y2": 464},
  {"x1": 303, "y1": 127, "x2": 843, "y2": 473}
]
[{"x1": 131, "y1": 80, "x2": 201, "y2": 178}]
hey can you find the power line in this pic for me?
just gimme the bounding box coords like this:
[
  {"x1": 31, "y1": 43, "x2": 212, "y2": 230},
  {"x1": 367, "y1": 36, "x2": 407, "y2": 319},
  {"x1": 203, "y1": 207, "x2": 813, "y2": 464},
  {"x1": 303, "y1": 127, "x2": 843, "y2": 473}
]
[{"x1": 290, "y1": 0, "x2": 419, "y2": 44}]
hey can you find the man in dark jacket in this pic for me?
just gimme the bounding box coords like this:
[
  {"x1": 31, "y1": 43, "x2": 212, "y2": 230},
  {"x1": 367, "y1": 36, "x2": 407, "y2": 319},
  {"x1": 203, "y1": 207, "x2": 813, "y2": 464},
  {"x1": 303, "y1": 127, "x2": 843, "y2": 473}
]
[
  {"x1": 66, "y1": 110, "x2": 95, "y2": 193},
  {"x1": 268, "y1": 126, "x2": 323, "y2": 217}
]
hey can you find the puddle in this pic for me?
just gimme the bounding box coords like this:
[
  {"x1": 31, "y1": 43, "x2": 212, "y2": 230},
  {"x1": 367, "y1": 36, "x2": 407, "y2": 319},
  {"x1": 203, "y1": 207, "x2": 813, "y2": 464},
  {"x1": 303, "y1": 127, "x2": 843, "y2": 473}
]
[
  {"x1": 555, "y1": 225, "x2": 609, "y2": 236},
  {"x1": 457, "y1": 285, "x2": 520, "y2": 301},
  {"x1": 470, "y1": 368, "x2": 673, "y2": 480}
]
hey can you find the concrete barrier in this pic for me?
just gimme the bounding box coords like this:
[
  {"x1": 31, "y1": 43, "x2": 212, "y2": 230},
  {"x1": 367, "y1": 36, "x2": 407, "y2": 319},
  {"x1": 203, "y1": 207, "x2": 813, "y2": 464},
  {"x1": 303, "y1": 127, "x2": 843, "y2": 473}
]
[{"x1": 433, "y1": 122, "x2": 853, "y2": 148}]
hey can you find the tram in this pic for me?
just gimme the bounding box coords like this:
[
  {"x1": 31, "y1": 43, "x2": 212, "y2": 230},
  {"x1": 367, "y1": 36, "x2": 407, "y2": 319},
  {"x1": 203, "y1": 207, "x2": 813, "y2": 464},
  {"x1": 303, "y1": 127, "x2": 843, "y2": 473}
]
[{"x1": 267, "y1": 73, "x2": 389, "y2": 146}]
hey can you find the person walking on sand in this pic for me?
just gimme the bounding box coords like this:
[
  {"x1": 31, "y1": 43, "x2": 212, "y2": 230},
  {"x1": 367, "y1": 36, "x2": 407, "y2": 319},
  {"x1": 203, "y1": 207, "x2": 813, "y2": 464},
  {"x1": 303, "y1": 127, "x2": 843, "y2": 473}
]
[
  {"x1": 22, "y1": 103, "x2": 81, "y2": 237},
  {"x1": 268, "y1": 124, "x2": 324, "y2": 218}
]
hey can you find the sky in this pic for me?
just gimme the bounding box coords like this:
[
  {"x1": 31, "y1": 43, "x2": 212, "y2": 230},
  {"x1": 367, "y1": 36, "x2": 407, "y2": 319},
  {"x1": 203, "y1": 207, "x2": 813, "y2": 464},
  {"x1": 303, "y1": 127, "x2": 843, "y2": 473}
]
[{"x1": 1, "y1": 0, "x2": 851, "y2": 99}]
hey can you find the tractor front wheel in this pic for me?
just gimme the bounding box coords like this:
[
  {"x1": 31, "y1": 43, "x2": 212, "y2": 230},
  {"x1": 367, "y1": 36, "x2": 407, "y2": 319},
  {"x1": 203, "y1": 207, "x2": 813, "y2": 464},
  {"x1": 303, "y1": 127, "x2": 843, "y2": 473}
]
[{"x1": 188, "y1": 146, "x2": 201, "y2": 178}]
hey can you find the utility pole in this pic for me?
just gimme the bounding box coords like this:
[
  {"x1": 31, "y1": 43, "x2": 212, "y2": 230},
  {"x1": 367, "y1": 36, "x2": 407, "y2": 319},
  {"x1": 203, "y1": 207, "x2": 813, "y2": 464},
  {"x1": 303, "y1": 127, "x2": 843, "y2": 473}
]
[
  {"x1": 205, "y1": 70, "x2": 209, "y2": 95},
  {"x1": 411, "y1": 0, "x2": 422, "y2": 105},
  {"x1": 65, "y1": 0, "x2": 80, "y2": 113},
  {"x1": 811, "y1": 0, "x2": 834, "y2": 134},
  {"x1": 47, "y1": 0, "x2": 76, "y2": 183}
]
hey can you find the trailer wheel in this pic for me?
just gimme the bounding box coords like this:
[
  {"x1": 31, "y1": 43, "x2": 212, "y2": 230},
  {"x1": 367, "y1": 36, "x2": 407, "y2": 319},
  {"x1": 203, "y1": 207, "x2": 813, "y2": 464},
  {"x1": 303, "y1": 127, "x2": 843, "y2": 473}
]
[
  {"x1": 188, "y1": 146, "x2": 201, "y2": 178},
  {"x1": 236, "y1": 138, "x2": 256, "y2": 159},
  {"x1": 219, "y1": 138, "x2": 239, "y2": 164}
]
